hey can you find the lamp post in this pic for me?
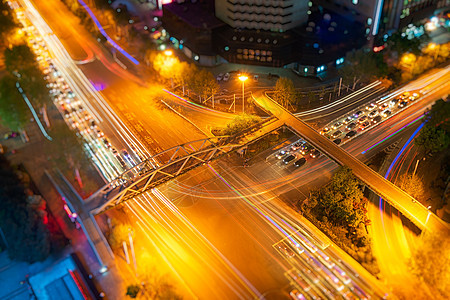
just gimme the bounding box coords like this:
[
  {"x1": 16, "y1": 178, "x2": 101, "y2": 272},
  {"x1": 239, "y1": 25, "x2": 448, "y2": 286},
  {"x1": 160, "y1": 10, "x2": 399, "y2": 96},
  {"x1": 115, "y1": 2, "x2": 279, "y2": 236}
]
[
  {"x1": 239, "y1": 75, "x2": 248, "y2": 114},
  {"x1": 425, "y1": 205, "x2": 432, "y2": 225}
]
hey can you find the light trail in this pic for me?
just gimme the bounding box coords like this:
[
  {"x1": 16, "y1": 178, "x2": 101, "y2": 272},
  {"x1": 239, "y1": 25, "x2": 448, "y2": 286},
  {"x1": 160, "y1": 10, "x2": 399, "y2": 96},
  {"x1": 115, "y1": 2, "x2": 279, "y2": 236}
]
[
  {"x1": 77, "y1": 0, "x2": 139, "y2": 65},
  {"x1": 361, "y1": 114, "x2": 425, "y2": 154}
]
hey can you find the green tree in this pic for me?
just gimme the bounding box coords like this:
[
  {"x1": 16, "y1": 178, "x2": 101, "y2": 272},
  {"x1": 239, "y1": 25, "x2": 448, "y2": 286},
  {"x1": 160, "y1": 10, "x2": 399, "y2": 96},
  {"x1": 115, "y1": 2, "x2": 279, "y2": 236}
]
[
  {"x1": 409, "y1": 231, "x2": 450, "y2": 299},
  {"x1": 222, "y1": 114, "x2": 261, "y2": 136},
  {"x1": 415, "y1": 125, "x2": 450, "y2": 154},
  {"x1": 425, "y1": 99, "x2": 450, "y2": 132},
  {"x1": 3, "y1": 44, "x2": 36, "y2": 74},
  {"x1": 397, "y1": 173, "x2": 425, "y2": 201},
  {"x1": 126, "y1": 284, "x2": 141, "y2": 298},
  {"x1": 107, "y1": 219, "x2": 131, "y2": 250},
  {"x1": 387, "y1": 31, "x2": 428, "y2": 56},
  {"x1": 0, "y1": 0, "x2": 16, "y2": 40},
  {"x1": 0, "y1": 156, "x2": 51, "y2": 263},
  {"x1": 339, "y1": 49, "x2": 387, "y2": 87},
  {"x1": 0, "y1": 75, "x2": 30, "y2": 131},
  {"x1": 273, "y1": 77, "x2": 296, "y2": 109},
  {"x1": 4, "y1": 44, "x2": 50, "y2": 107}
]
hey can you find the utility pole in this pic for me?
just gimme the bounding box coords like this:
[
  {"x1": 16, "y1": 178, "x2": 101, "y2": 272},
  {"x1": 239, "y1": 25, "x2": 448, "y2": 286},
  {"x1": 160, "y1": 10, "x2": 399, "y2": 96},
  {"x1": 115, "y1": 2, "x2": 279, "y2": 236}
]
[{"x1": 338, "y1": 77, "x2": 342, "y2": 97}]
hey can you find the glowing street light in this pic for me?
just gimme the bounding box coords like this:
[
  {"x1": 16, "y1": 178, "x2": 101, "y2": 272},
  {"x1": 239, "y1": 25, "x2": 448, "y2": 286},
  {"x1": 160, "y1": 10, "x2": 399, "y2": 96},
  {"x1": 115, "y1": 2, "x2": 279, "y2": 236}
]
[
  {"x1": 425, "y1": 205, "x2": 432, "y2": 225},
  {"x1": 164, "y1": 49, "x2": 173, "y2": 56},
  {"x1": 239, "y1": 75, "x2": 248, "y2": 113}
]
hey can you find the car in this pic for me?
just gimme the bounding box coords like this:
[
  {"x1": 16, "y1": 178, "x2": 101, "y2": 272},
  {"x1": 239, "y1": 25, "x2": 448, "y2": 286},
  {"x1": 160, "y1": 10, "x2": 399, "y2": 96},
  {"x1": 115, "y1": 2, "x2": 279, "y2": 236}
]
[
  {"x1": 372, "y1": 115, "x2": 382, "y2": 124},
  {"x1": 216, "y1": 73, "x2": 224, "y2": 81},
  {"x1": 320, "y1": 127, "x2": 331, "y2": 135},
  {"x1": 409, "y1": 92, "x2": 420, "y2": 101},
  {"x1": 359, "y1": 120, "x2": 371, "y2": 130},
  {"x1": 399, "y1": 91, "x2": 410, "y2": 99},
  {"x1": 289, "y1": 289, "x2": 306, "y2": 300},
  {"x1": 331, "y1": 130, "x2": 342, "y2": 139},
  {"x1": 346, "y1": 122, "x2": 356, "y2": 131},
  {"x1": 275, "y1": 149, "x2": 289, "y2": 159},
  {"x1": 102, "y1": 138, "x2": 111, "y2": 148},
  {"x1": 95, "y1": 129, "x2": 104, "y2": 138},
  {"x1": 379, "y1": 102, "x2": 389, "y2": 110},
  {"x1": 283, "y1": 154, "x2": 296, "y2": 164},
  {"x1": 381, "y1": 109, "x2": 392, "y2": 117},
  {"x1": 300, "y1": 145, "x2": 312, "y2": 155},
  {"x1": 398, "y1": 101, "x2": 408, "y2": 108},
  {"x1": 368, "y1": 110, "x2": 379, "y2": 118},
  {"x1": 353, "y1": 110, "x2": 364, "y2": 118},
  {"x1": 346, "y1": 130, "x2": 357, "y2": 138},
  {"x1": 331, "y1": 121, "x2": 343, "y2": 130},
  {"x1": 366, "y1": 103, "x2": 377, "y2": 111},
  {"x1": 389, "y1": 98, "x2": 399, "y2": 107},
  {"x1": 277, "y1": 242, "x2": 295, "y2": 258},
  {"x1": 223, "y1": 73, "x2": 230, "y2": 81},
  {"x1": 343, "y1": 116, "x2": 353, "y2": 124},
  {"x1": 357, "y1": 115, "x2": 367, "y2": 123},
  {"x1": 290, "y1": 140, "x2": 305, "y2": 151},
  {"x1": 310, "y1": 149, "x2": 321, "y2": 158},
  {"x1": 333, "y1": 138, "x2": 341, "y2": 145},
  {"x1": 294, "y1": 157, "x2": 306, "y2": 167}
]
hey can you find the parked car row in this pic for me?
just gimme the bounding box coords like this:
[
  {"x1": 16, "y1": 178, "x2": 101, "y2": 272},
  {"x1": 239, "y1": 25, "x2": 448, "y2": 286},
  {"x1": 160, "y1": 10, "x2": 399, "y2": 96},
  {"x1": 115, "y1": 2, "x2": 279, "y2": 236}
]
[{"x1": 273, "y1": 138, "x2": 321, "y2": 167}]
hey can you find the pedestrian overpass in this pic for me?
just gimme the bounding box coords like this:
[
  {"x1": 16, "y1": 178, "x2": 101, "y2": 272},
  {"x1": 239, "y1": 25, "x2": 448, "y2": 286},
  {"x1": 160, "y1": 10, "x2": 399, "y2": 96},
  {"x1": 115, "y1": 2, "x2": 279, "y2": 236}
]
[{"x1": 252, "y1": 91, "x2": 450, "y2": 234}]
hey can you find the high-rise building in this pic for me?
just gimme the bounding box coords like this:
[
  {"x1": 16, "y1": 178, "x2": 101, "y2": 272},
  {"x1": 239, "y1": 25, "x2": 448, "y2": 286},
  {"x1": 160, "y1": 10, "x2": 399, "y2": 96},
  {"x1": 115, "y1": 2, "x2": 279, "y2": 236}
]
[{"x1": 214, "y1": 0, "x2": 309, "y2": 32}]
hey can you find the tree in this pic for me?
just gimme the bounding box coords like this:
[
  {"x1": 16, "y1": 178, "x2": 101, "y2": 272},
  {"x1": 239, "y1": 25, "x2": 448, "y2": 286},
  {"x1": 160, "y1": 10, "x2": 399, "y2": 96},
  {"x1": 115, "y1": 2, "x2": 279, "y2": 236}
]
[
  {"x1": 424, "y1": 99, "x2": 450, "y2": 132},
  {"x1": 0, "y1": 75, "x2": 30, "y2": 131},
  {"x1": 107, "y1": 219, "x2": 131, "y2": 250},
  {"x1": 273, "y1": 77, "x2": 296, "y2": 109},
  {"x1": 387, "y1": 31, "x2": 427, "y2": 56},
  {"x1": 222, "y1": 114, "x2": 261, "y2": 136},
  {"x1": 0, "y1": 156, "x2": 51, "y2": 263},
  {"x1": 0, "y1": 0, "x2": 16, "y2": 40},
  {"x1": 126, "y1": 284, "x2": 141, "y2": 298},
  {"x1": 415, "y1": 125, "x2": 450, "y2": 154},
  {"x1": 339, "y1": 49, "x2": 388, "y2": 87},
  {"x1": 4, "y1": 44, "x2": 36, "y2": 74},
  {"x1": 397, "y1": 173, "x2": 425, "y2": 201},
  {"x1": 409, "y1": 231, "x2": 450, "y2": 299},
  {"x1": 4, "y1": 44, "x2": 50, "y2": 108}
]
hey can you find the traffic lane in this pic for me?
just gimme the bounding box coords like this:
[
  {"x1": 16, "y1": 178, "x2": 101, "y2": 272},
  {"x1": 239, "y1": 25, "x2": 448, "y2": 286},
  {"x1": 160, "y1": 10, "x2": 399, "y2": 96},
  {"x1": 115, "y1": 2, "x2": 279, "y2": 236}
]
[
  {"x1": 161, "y1": 165, "x2": 293, "y2": 298},
  {"x1": 28, "y1": 0, "x2": 90, "y2": 61},
  {"x1": 126, "y1": 194, "x2": 257, "y2": 299},
  {"x1": 302, "y1": 85, "x2": 387, "y2": 125},
  {"x1": 162, "y1": 90, "x2": 236, "y2": 133},
  {"x1": 100, "y1": 80, "x2": 207, "y2": 153},
  {"x1": 30, "y1": 0, "x2": 143, "y2": 84}
]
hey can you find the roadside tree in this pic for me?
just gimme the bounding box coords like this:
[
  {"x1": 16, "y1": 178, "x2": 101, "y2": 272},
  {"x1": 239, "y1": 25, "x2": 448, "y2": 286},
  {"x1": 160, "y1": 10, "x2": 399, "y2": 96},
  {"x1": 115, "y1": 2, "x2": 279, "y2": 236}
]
[
  {"x1": 397, "y1": 173, "x2": 425, "y2": 201},
  {"x1": 0, "y1": 0, "x2": 16, "y2": 40},
  {"x1": 273, "y1": 77, "x2": 296, "y2": 109},
  {"x1": 415, "y1": 125, "x2": 449, "y2": 154},
  {"x1": 0, "y1": 75, "x2": 30, "y2": 131},
  {"x1": 0, "y1": 156, "x2": 51, "y2": 263},
  {"x1": 222, "y1": 114, "x2": 261, "y2": 136}
]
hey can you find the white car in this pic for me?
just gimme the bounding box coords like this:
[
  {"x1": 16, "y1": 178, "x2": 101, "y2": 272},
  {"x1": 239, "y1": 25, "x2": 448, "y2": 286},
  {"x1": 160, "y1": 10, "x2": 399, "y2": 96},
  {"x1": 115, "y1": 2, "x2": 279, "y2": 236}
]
[
  {"x1": 223, "y1": 73, "x2": 230, "y2": 81},
  {"x1": 366, "y1": 103, "x2": 377, "y2": 111},
  {"x1": 216, "y1": 73, "x2": 224, "y2": 81}
]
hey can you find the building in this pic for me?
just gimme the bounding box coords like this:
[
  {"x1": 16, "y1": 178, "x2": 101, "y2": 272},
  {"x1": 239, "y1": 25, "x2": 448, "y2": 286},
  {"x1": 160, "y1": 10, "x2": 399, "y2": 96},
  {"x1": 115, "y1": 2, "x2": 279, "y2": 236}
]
[
  {"x1": 214, "y1": 0, "x2": 309, "y2": 31},
  {"x1": 161, "y1": 0, "x2": 366, "y2": 75}
]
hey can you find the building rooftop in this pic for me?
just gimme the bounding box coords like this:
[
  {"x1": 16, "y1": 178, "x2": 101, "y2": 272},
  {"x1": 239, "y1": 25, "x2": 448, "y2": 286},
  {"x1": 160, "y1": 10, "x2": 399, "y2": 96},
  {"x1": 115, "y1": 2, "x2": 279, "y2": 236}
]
[{"x1": 163, "y1": 0, "x2": 224, "y2": 29}]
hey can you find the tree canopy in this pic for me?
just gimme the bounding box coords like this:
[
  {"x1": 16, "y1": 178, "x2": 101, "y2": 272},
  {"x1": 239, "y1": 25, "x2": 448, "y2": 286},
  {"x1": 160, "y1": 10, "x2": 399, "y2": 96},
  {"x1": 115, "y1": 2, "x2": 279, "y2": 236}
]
[
  {"x1": 0, "y1": 0, "x2": 16, "y2": 39},
  {"x1": 409, "y1": 231, "x2": 450, "y2": 299},
  {"x1": 273, "y1": 77, "x2": 296, "y2": 108},
  {"x1": 415, "y1": 99, "x2": 450, "y2": 153},
  {"x1": 304, "y1": 166, "x2": 368, "y2": 229},
  {"x1": 0, "y1": 75, "x2": 30, "y2": 131},
  {"x1": 222, "y1": 114, "x2": 261, "y2": 136},
  {"x1": 4, "y1": 44, "x2": 49, "y2": 107},
  {"x1": 0, "y1": 155, "x2": 51, "y2": 263},
  {"x1": 338, "y1": 49, "x2": 388, "y2": 86},
  {"x1": 397, "y1": 173, "x2": 425, "y2": 201}
]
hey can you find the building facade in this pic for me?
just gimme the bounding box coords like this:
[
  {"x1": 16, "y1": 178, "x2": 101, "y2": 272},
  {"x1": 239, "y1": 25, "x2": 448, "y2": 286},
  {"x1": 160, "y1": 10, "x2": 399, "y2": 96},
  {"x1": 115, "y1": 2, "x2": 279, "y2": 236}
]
[{"x1": 214, "y1": 0, "x2": 309, "y2": 31}]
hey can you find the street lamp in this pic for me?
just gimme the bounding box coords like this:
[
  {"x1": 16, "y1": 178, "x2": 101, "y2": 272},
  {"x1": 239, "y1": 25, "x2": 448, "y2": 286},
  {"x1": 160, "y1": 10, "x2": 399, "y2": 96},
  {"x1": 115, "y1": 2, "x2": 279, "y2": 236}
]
[
  {"x1": 239, "y1": 75, "x2": 248, "y2": 114},
  {"x1": 425, "y1": 205, "x2": 432, "y2": 225}
]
